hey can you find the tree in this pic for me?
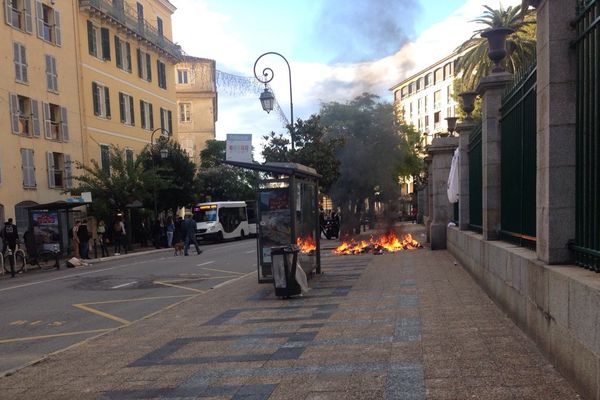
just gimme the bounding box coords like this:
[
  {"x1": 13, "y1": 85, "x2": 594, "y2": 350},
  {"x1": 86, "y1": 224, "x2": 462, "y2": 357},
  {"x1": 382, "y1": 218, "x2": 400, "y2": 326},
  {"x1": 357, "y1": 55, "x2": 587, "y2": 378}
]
[
  {"x1": 262, "y1": 115, "x2": 344, "y2": 193},
  {"x1": 455, "y1": 4, "x2": 536, "y2": 91}
]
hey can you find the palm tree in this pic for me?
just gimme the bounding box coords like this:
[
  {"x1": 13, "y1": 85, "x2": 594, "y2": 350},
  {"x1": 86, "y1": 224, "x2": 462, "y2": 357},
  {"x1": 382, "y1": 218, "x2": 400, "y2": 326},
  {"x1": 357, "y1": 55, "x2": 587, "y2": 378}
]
[{"x1": 455, "y1": 4, "x2": 536, "y2": 90}]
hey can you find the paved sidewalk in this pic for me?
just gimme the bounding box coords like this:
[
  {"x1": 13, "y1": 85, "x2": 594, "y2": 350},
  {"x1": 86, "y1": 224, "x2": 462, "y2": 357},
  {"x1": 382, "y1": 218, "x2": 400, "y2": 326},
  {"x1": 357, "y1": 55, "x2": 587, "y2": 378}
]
[{"x1": 0, "y1": 226, "x2": 580, "y2": 399}]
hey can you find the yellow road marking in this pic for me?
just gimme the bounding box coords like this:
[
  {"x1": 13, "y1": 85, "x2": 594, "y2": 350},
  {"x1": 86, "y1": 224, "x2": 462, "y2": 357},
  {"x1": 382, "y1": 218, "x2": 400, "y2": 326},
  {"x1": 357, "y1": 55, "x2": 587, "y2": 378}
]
[
  {"x1": 9, "y1": 320, "x2": 27, "y2": 326},
  {"x1": 80, "y1": 294, "x2": 191, "y2": 306},
  {"x1": 73, "y1": 304, "x2": 130, "y2": 325},
  {"x1": 29, "y1": 321, "x2": 43, "y2": 326},
  {"x1": 201, "y1": 267, "x2": 244, "y2": 275},
  {"x1": 0, "y1": 329, "x2": 110, "y2": 344},
  {"x1": 154, "y1": 281, "x2": 205, "y2": 293}
]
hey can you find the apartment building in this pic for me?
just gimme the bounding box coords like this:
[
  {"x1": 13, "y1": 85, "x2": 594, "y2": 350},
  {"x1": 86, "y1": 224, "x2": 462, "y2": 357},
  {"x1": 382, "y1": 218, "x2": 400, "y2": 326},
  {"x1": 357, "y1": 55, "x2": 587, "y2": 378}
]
[
  {"x1": 390, "y1": 53, "x2": 459, "y2": 146},
  {"x1": 1, "y1": 0, "x2": 84, "y2": 231},
  {"x1": 175, "y1": 56, "x2": 217, "y2": 165},
  {"x1": 78, "y1": 0, "x2": 181, "y2": 169}
]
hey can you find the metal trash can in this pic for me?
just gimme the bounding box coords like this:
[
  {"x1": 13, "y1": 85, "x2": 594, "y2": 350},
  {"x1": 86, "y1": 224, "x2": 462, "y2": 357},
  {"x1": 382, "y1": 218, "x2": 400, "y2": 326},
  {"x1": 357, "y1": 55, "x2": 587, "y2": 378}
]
[{"x1": 271, "y1": 245, "x2": 301, "y2": 298}]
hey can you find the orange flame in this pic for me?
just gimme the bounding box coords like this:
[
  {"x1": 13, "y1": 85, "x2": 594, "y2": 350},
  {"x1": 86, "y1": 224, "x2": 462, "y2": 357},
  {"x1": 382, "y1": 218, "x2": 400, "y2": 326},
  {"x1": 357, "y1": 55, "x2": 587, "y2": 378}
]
[
  {"x1": 334, "y1": 231, "x2": 421, "y2": 255},
  {"x1": 297, "y1": 236, "x2": 317, "y2": 253}
]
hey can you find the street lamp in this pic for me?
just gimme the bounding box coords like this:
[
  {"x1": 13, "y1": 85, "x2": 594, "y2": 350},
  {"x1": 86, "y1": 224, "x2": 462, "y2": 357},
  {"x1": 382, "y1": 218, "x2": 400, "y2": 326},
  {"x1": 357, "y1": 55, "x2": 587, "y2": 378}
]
[
  {"x1": 253, "y1": 52, "x2": 295, "y2": 150},
  {"x1": 150, "y1": 127, "x2": 169, "y2": 217}
]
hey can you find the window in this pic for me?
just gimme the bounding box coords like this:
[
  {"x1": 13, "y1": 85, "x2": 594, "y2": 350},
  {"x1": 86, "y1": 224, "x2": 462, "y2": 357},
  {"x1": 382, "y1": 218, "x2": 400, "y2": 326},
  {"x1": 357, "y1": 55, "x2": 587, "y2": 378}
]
[
  {"x1": 35, "y1": 1, "x2": 61, "y2": 46},
  {"x1": 9, "y1": 93, "x2": 40, "y2": 137},
  {"x1": 446, "y1": 85, "x2": 452, "y2": 103},
  {"x1": 140, "y1": 100, "x2": 153, "y2": 130},
  {"x1": 125, "y1": 149, "x2": 133, "y2": 165},
  {"x1": 46, "y1": 152, "x2": 71, "y2": 189},
  {"x1": 177, "y1": 69, "x2": 189, "y2": 84},
  {"x1": 87, "y1": 21, "x2": 110, "y2": 60},
  {"x1": 444, "y1": 62, "x2": 453, "y2": 79},
  {"x1": 434, "y1": 68, "x2": 443, "y2": 84},
  {"x1": 100, "y1": 144, "x2": 110, "y2": 174},
  {"x1": 21, "y1": 148, "x2": 36, "y2": 188},
  {"x1": 160, "y1": 107, "x2": 172, "y2": 134},
  {"x1": 408, "y1": 82, "x2": 415, "y2": 94},
  {"x1": 433, "y1": 90, "x2": 441, "y2": 110},
  {"x1": 434, "y1": 111, "x2": 441, "y2": 130},
  {"x1": 45, "y1": 54, "x2": 58, "y2": 92},
  {"x1": 417, "y1": 98, "x2": 422, "y2": 115},
  {"x1": 157, "y1": 60, "x2": 167, "y2": 89},
  {"x1": 119, "y1": 92, "x2": 135, "y2": 125},
  {"x1": 114, "y1": 36, "x2": 131, "y2": 72},
  {"x1": 157, "y1": 16, "x2": 163, "y2": 36},
  {"x1": 424, "y1": 96, "x2": 428, "y2": 113},
  {"x1": 92, "y1": 82, "x2": 111, "y2": 118},
  {"x1": 42, "y1": 103, "x2": 69, "y2": 141},
  {"x1": 400, "y1": 86, "x2": 407, "y2": 99},
  {"x1": 417, "y1": 77, "x2": 424, "y2": 92},
  {"x1": 425, "y1": 73, "x2": 432, "y2": 87},
  {"x1": 13, "y1": 42, "x2": 27, "y2": 83},
  {"x1": 5, "y1": 0, "x2": 32, "y2": 33},
  {"x1": 179, "y1": 102, "x2": 191, "y2": 122},
  {"x1": 137, "y1": 49, "x2": 152, "y2": 81}
]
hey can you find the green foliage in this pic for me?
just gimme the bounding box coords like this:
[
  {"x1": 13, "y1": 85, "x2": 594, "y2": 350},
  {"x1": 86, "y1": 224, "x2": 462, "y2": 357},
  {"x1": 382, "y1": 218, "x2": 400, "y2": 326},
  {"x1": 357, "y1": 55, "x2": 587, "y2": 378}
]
[
  {"x1": 455, "y1": 4, "x2": 536, "y2": 91},
  {"x1": 199, "y1": 140, "x2": 227, "y2": 168}
]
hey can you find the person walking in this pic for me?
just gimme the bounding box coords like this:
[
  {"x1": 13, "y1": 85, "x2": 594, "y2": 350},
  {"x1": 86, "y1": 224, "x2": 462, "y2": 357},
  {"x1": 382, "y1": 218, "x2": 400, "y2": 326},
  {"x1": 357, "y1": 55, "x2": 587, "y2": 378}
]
[
  {"x1": 183, "y1": 214, "x2": 202, "y2": 256},
  {"x1": 166, "y1": 216, "x2": 175, "y2": 248},
  {"x1": 78, "y1": 219, "x2": 91, "y2": 259},
  {"x1": 71, "y1": 220, "x2": 81, "y2": 259},
  {"x1": 113, "y1": 217, "x2": 126, "y2": 255},
  {"x1": 96, "y1": 219, "x2": 109, "y2": 257}
]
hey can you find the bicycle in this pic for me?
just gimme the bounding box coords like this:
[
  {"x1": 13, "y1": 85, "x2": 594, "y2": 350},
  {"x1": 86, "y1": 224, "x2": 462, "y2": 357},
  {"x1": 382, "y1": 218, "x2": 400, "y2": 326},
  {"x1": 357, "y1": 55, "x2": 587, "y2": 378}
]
[{"x1": 2, "y1": 245, "x2": 26, "y2": 276}]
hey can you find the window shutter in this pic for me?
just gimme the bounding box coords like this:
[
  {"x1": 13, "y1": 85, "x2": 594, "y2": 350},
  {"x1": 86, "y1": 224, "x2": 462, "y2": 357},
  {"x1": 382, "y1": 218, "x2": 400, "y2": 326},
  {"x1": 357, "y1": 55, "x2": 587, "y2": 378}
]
[
  {"x1": 125, "y1": 42, "x2": 131, "y2": 72},
  {"x1": 21, "y1": 149, "x2": 35, "y2": 187},
  {"x1": 168, "y1": 110, "x2": 172, "y2": 135},
  {"x1": 149, "y1": 103, "x2": 154, "y2": 129},
  {"x1": 129, "y1": 95, "x2": 135, "y2": 125},
  {"x1": 13, "y1": 42, "x2": 22, "y2": 82},
  {"x1": 51, "y1": 56, "x2": 58, "y2": 91},
  {"x1": 119, "y1": 93, "x2": 125, "y2": 123},
  {"x1": 21, "y1": 149, "x2": 27, "y2": 187},
  {"x1": 157, "y1": 60, "x2": 161, "y2": 88},
  {"x1": 45, "y1": 54, "x2": 52, "y2": 89},
  {"x1": 30, "y1": 99, "x2": 40, "y2": 137},
  {"x1": 10, "y1": 93, "x2": 20, "y2": 134},
  {"x1": 35, "y1": 1, "x2": 43, "y2": 39},
  {"x1": 136, "y1": 49, "x2": 142, "y2": 77},
  {"x1": 64, "y1": 154, "x2": 72, "y2": 189},
  {"x1": 146, "y1": 53, "x2": 151, "y2": 81},
  {"x1": 114, "y1": 36, "x2": 122, "y2": 68},
  {"x1": 5, "y1": 0, "x2": 11, "y2": 26},
  {"x1": 104, "y1": 86, "x2": 111, "y2": 118},
  {"x1": 160, "y1": 107, "x2": 164, "y2": 130},
  {"x1": 92, "y1": 82, "x2": 100, "y2": 115},
  {"x1": 140, "y1": 100, "x2": 145, "y2": 129},
  {"x1": 87, "y1": 20, "x2": 94, "y2": 55},
  {"x1": 20, "y1": 44, "x2": 27, "y2": 82},
  {"x1": 24, "y1": 0, "x2": 33, "y2": 33},
  {"x1": 61, "y1": 107, "x2": 69, "y2": 141},
  {"x1": 101, "y1": 27, "x2": 110, "y2": 60},
  {"x1": 43, "y1": 102, "x2": 52, "y2": 139},
  {"x1": 53, "y1": 10, "x2": 61, "y2": 46},
  {"x1": 47, "y1": 151, "x2": 55, "y2": 188}
]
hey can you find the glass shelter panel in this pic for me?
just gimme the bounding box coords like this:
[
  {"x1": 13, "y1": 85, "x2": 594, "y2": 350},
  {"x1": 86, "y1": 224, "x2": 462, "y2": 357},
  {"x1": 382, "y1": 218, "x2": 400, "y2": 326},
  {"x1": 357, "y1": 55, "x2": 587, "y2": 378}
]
[{"x1": 295, "y1": 181, "x2": 318, "y2": 273}]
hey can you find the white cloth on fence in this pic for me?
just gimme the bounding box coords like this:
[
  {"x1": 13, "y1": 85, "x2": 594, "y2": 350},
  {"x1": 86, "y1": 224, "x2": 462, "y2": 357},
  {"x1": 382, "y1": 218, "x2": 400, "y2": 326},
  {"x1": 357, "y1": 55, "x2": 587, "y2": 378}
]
[{"x1": 447, "y1": 147, "x2": 460, "y2": 203}]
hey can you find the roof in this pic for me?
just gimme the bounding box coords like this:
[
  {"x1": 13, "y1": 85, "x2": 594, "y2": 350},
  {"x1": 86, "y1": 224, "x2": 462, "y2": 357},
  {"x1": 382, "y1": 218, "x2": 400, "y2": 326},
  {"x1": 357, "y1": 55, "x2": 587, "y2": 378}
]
[
  {"x1": 26, "y1": 201, "x2": 91, "y2": 211},
  {"x1": 223, "y1": 161, "x2": 321, "y2": 180},
  {"x1": 389, "y1": 52, "x2": 460, "y2": 92}
]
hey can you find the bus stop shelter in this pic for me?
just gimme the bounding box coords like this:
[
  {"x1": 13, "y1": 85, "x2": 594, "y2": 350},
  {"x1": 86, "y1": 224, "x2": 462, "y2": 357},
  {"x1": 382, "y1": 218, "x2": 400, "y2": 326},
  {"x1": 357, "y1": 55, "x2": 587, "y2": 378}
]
[{"x1": 224, "y1": 161, "x2": 321, "y2": 283}]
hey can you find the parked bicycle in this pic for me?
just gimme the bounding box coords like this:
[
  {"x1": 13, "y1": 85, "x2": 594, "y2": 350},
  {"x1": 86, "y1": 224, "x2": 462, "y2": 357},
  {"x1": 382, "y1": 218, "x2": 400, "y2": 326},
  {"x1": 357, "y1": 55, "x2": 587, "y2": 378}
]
[
  {"x1": 2, "y1": 245, "x2": 26, "y2": 276},
  {"x1": 1, "y1": 242, "x2": 60, "y2": 276}
]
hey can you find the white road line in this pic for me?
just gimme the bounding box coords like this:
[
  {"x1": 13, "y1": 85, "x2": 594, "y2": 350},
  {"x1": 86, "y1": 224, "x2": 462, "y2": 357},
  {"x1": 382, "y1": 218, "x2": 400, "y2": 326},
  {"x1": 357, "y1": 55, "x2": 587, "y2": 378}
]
[
  {"x1": 245, "y1": 250, "x2": 256, "y2": 254},
  {"x1": 196, "y1": 261, "x2": 215, "y2": 267},
  {"x1": 111, "y1": 281, "x2": 137, "y2": 289}
]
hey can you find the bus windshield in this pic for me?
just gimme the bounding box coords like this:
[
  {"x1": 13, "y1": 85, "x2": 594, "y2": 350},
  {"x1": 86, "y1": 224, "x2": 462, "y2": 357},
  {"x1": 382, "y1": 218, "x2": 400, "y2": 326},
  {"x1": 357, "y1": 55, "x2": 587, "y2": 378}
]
[{"x1": 194, "y1": 209, "x2": 217, "y2": 222}]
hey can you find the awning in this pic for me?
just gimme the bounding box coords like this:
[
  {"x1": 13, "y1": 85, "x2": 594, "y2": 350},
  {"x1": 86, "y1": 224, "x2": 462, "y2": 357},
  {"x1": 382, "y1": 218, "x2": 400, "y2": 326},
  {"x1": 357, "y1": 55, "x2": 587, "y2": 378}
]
[
  {"x1": 26, "y1": 201, "x2": 91, "y2": 211},
  {"x1": 223, "y1": 161, "x2": 321, "y2": 180}
]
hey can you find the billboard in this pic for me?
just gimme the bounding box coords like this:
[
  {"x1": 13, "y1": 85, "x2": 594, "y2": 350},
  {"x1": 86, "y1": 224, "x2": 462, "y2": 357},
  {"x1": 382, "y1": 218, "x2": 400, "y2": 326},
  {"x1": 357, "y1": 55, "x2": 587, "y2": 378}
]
[{"x1": 226, "y1": 134, "x2": 252, "y2": 163}]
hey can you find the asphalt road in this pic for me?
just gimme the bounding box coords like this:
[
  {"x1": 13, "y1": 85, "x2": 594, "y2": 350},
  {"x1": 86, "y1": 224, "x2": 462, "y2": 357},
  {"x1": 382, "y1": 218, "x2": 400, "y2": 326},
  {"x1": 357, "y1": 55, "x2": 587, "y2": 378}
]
[{"x1": 0, "y1": 238, "x2": 258, "y2": 375}]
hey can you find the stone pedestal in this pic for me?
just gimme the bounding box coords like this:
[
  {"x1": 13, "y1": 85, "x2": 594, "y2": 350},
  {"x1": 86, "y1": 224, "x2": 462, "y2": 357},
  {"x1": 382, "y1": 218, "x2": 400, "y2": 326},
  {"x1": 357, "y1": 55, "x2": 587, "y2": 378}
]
[
  {"x1": 428, "y1": 137, "x2": 458, "y2": 250},
  {"x1": 424, "y1": 156, "x2": 433, "y2": 243},
  {"x1": 457, "y1": 120, "x2": 475, "y2": 230},
  {"x1": 477, "y1": 72, "x2": 513, "y2": 240}
]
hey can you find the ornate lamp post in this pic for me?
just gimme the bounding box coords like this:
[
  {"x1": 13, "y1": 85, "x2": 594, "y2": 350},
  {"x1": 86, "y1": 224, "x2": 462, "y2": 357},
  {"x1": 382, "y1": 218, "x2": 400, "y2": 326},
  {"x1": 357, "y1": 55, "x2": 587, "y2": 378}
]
[
  {"x1": 253, "y1": 52, "x2": 295, "y2": 150},
  {"x1": 150, "y1": 127, "x2": 169, "y2": 217}
]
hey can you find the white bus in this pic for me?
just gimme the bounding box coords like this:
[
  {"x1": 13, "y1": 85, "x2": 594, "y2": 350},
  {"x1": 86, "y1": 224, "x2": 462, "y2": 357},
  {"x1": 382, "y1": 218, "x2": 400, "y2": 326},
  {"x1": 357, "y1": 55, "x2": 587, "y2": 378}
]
[
  {"x1": 245, "y1": 200, "x2": 258, "y2": 237},
  {"x1": 192, "y1": 201, "x2": 249, "y2": 241}
]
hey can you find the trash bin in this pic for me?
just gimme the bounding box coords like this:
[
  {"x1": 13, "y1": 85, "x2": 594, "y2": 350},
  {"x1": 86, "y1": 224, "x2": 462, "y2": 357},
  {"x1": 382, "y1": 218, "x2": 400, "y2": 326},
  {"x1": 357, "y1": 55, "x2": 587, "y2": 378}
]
[{"x1": 271, "y1": 245, "x2": 302, "y2": 298}]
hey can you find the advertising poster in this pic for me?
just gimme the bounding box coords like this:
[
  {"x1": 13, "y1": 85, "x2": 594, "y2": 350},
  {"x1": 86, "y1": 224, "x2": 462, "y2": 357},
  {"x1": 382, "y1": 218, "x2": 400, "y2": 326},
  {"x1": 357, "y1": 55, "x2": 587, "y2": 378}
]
[
  {"x1": 259, "y1": 188, "x2": 290, "y2": 264},
  {"x1": 32, "y1": 211, "x2": 60, "y2": 252}
]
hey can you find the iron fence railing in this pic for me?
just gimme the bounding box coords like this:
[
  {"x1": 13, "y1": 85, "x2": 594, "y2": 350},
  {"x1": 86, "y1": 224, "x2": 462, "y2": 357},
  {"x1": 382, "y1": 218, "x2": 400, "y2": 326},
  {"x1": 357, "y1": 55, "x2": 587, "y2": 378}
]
[
  {"x1": 79, "y1": 0, "x2": 182, "y2": 61},
  {"x1": 468, "y1": 122, "x2": 482, "y2": 232},
  {"x1": 572, "y1": 0, "x2": 600, "y2": 270},
  {"x1": 499, "y1": 61, "x2": 537, "y2": 248}
]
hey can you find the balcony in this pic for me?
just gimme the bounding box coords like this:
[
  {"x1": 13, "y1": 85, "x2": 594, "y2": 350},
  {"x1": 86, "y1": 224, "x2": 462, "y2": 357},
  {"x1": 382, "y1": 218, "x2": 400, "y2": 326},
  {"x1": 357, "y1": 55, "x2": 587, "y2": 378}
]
[{"x1": 79, "y1": 0, "x2": 182, "y2": 62}]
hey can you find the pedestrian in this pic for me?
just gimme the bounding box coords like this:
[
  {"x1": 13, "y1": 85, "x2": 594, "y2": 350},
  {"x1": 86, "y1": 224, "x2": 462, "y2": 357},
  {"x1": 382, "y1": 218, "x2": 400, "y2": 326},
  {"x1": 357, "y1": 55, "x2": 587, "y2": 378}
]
[
  {"x1": 173, "y1": 216, "x2": 183, "y2": 244},
  {"x1": 97, "y1": 219, "x2": 109, "y2": 257},
  {"x1": 139, "y1": 219, "x2": 149, "y2": 247},
  {"x1": 411, "y1": 207, "x2": 418, "y2": 224},
  {"x1": 183, "y1": 213, "x2": 202, "y2": 256},
  {"x1": 152, "y1": 219, "x2": 162, "y2": 249},
  {"x1": 78, "y1": 219, "x2": 91, "y2": 259},
  {"x1": 113, "y1": 216, "x2": 126, "y2": 255},
  {"x1": 166, "y1": 216, "x2": 175, "y2": 247},
  {"x1": 71, "y1": 220, "x2": 81, "y2": 259}
]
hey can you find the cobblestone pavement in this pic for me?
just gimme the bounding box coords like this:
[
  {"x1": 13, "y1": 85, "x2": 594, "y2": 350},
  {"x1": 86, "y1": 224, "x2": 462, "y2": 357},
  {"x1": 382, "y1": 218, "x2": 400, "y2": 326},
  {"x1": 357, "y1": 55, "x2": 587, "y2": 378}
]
[{"x1": 0, "y1": 229, "x2": 581, "y2": 399}]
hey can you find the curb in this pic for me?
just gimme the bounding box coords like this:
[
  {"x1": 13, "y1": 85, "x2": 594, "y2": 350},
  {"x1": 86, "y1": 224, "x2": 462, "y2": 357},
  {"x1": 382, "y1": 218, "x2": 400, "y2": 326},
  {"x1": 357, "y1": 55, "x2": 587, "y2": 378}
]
[{"x1": 84, "y1": 247, "x2": 174, "y2": 265}]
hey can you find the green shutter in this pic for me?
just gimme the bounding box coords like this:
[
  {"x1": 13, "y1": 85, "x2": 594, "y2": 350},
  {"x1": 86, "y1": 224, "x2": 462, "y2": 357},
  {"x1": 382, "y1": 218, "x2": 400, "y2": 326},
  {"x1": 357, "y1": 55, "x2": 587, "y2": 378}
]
[
  {"x1": 114, "y1": 36, "x2": 122, "y2": 68},
  {"x1": 101, "y1": 28, "x2": 110, "y2": 60},
  {"x1": 104, "y1": 86, "x2": 111, "y2": 118},
  {"x1": 146, "y1": 53, "x2": 151, "y2": 81},
  {"x1": 140, "y1": 100, "x2": 145, "y2": 129},
  {"x1": 87, "y1": 20, "x2": 95, "y2": 55},
  {"x1": 119, "y1": 92, "x2": 125, "y2": 123},
  {"x1": 92, "y1": 82, "x2": 99, "y2": 115}
]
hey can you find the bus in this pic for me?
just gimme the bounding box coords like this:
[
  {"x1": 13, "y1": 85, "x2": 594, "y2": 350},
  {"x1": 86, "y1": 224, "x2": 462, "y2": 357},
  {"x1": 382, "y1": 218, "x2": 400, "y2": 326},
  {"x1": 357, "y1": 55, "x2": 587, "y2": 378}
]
[
  {"x1": 245, "y1": 200, "x2": 258, "y2": 237},
  {"x1": 192, "y1": 201, "x2": 249, "y2": 241}
]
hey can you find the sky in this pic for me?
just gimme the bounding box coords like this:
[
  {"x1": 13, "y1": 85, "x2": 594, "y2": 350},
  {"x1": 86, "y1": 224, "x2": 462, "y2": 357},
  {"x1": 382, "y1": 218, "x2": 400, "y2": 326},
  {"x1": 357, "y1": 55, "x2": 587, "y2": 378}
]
[{"x1": 170, "y1": 0, "x2": 521, "y2": 157}]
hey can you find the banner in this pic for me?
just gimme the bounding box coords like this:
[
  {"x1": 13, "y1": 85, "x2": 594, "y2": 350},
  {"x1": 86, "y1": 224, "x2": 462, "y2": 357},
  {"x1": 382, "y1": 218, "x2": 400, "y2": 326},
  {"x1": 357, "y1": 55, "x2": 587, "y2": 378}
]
[{"x1": 226, "y1": 134, "x2": 253, "y2": 163}]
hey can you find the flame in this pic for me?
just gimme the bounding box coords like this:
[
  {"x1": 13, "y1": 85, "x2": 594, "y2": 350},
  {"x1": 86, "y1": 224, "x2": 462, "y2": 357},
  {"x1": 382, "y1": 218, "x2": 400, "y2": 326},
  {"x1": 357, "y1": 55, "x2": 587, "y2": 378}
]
[
  {"x1": 334, "y1": 231, "x2": 421, "y2": 255},
  {"x1": 297, "y1": 236, "x2": 317, "y2": 253}
]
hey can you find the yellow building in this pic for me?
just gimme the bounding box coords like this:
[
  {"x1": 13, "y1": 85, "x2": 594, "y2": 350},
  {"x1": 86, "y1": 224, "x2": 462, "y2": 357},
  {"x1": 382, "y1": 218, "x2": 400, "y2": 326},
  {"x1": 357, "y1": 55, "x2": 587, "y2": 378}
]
[
  {"x1": 0, "y1": 0, "x2": 84, "y2": 232},
  {"x1": 175, "y1": 56, "x2": 217, "y2": 165},
  {"x1": 77, "y1": 0, "x2": 181, "y2": 169}
]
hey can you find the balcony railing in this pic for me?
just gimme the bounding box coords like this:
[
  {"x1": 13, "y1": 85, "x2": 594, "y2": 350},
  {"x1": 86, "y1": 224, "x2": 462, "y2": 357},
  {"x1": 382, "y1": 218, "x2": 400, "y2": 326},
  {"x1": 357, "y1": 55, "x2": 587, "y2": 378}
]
[{"x1": 79, "y1": 0, "x2": 182, "y2": 61}]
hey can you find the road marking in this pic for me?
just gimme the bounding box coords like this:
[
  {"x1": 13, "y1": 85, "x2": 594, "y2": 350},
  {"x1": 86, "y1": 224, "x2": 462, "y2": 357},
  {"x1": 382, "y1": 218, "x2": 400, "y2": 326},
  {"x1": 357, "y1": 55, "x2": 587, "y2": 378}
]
[
  {"x1": 29, "y1": 320, "x2": 43, "y2": 326},
  {"x1": 154, "y1": 280, "x2": 206, "y2": 293},
  {"x1": 212, "y1": 271, "x2": 254, "y2": 289},
  {"x1": 245, "y1": 250, "x2": 255, "y2": 254},
  {"x1": 77, "y1": 294, "x2": 192, "y2": 306},
  {"x1": 111, "y1": 281, "x2": 137, "y2": 289},
  {"x1": 73, "y1": 304, "x2": 130, "y2": 325},
  {"x1": 201, "y1": 267, "x2": 244, "y2": 275},
  {"x1": 9, "y1": 320, "x2": 27, "y2": 326},
  {"x1": 0, "y1": 329, "x2": 111, "y2": 344},
  {"x1": 196, "y1": 261, "x2": 215, "y2": 267}
]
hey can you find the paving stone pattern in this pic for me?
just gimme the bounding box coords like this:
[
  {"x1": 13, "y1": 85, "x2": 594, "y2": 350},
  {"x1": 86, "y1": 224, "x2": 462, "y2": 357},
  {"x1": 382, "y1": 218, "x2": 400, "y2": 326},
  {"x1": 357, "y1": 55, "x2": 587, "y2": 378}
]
[{"x1": 0, "y1": 247, "x2": 581, "y2": 399}]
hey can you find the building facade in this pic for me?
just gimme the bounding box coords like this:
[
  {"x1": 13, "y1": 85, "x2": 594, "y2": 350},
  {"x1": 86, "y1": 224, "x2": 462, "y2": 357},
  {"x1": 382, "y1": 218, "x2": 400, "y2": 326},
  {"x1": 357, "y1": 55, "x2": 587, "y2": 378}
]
[
  {"x1": 390, "y1": 53, "x2": 459, "y2": 146},
  {"x1": 175, "y1": 56, "x2": 217, "y2": 165}
]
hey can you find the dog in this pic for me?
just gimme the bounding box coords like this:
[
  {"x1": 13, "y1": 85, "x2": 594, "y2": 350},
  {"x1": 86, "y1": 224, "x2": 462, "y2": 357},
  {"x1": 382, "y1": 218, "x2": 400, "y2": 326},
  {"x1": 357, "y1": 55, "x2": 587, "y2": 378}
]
[{"x1": 173, "y1": 242, "x2": 184, "y2": 256}]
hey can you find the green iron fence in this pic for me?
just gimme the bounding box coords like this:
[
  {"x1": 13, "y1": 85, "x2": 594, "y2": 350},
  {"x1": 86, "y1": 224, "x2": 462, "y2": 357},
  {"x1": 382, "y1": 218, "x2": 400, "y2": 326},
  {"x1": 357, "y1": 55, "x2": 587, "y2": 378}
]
[
  {"x1": 499, "y1": 61, "x2": 537, "y2": 248},
  {"x1": 468, "y1": 123, "x2": 482, "y2": 232},
  {"x1": 572, "y1": 0, "x2": 600, "y2": 270}
]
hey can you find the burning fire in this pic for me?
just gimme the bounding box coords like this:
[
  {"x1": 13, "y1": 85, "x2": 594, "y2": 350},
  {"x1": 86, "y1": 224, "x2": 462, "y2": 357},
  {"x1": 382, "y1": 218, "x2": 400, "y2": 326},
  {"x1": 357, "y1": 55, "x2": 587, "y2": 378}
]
[
  {"x1": 334, "y1": 231, "x2": 421, "y2": 255},
  {"x1": 297, "y1": 236, "x2": 317, "y2": 253}
]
